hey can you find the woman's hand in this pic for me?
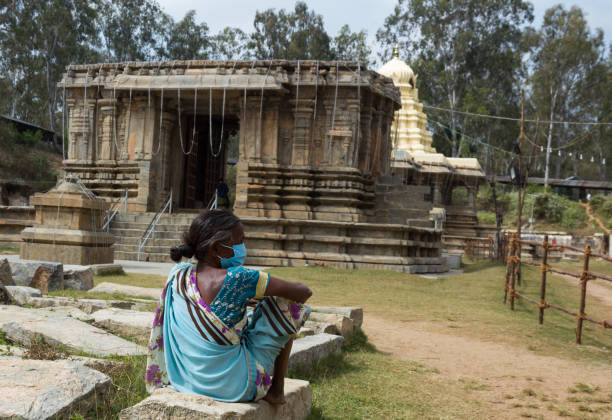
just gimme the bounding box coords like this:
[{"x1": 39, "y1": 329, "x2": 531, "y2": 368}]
[{"x1": 264, "y1": 275, "x2": 312, "y2": 303}]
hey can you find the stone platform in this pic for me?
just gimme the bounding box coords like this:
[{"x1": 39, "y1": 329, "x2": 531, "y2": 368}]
[
  {"x1": 110, "y1": 212, "x2": 448, "y2": 273},
  {"x1": 119, "y1": 379, "x2": 311, "y2": 420}
]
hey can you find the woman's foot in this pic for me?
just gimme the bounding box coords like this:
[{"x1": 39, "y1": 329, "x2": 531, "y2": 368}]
[{"x1": 263, "y1": 387, "x2": 286, "y2": 405}]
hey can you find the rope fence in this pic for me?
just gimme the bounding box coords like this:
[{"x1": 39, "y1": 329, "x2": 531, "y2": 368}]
[{"x1": 503, "y1": 234, "x2": 611, "y2": 344}]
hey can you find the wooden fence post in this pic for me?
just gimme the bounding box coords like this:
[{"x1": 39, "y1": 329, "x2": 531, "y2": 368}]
[
  {"x1": 504, "y1": 235, "x2": 517, "y2": 304},
  {"x1": 509, "y1": 235, "x2": 519, "y2": 311},
  {"x1": 539, "y1": 234, "x2": 549, "y2": 325},
  {"x1": 576, "y1": 245, "x2": 591, "y2": 344}
]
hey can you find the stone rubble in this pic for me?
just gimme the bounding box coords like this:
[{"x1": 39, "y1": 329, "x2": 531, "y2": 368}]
[
  {"x1": 63, "y1": 266, "x2": 94, "y2": 290},
  {"x1": 304, "y1": 320, "x2": 337, "y2": 335},
  {"x1": 4, "y1": 285, "x2": 42, "y2": 305},
  {"x1": 42, "y1": 305, "x2": 94, "y2": 323},
  {"x1": 0, "y1": 305, "x2": 146, "y2": 357},
  {"x1": 9, "y1": 259, "x2": 63, "y2": 291},
  {"x1": 119, "y1": 379, "x2": 312, "y2": 420},
  {"x1": 307, "y1": 312, "x2": 354, "y2": 337},
  {"x1": 0, "y1": 357, "x2": 111, "y2": 420},
  {"x1": 311, "y1": 306, "x2": 363, "y2": 328},
  {"x1": 0, "y1": 258, "x2": 15, "y2": 285},
  {"x1": 30, "y1": 265, "x2": 53, "y2": 293}
]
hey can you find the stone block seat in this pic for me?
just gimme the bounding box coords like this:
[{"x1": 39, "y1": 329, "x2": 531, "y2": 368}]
[{"x1": 119, "y1": 379, "x2": 312, "y2": 420}]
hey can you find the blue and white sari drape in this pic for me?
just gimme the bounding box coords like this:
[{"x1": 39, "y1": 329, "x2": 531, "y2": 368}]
[{"x1": 145, "y1": 262, "x2": 310, "y2": 402}]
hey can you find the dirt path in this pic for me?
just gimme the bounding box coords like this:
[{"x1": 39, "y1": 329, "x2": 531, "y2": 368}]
[
  {"x1": 582, "y1": 202, "x2": 611, "y2": 235},
  {"x1": 362, "y1": 316, "x2": 612, "y2": 419}
]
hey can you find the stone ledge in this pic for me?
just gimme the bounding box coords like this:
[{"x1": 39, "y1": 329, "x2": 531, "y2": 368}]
[
  {"x1": 289, "y1": 333, "x2": 343, "y2": 369},
  {"x1": 119, "y1": 379, "x2": 311, "y2": 420}
]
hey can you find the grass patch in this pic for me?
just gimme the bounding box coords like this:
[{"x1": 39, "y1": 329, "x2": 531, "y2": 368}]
[
  {"x1": 267, "y1": 262, "x2": 612, "y2": 364},
  {"x1": 94, "y1": 273, "x2": 166, "y2": 289},
  {"x1": 0, "y1": 244, "x2": 19, "y2": 254},
  {"x1": 569, "y1": 383, "x2": 600, "y2": 394},
  {"x1": 291, "y1": 329, "x2": 493, "y2": 419}
]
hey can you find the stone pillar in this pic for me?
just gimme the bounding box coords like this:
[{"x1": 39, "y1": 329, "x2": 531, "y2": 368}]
[
  {"x1": 240, "y1": 96, "x2": 262, "y2": 163},
  {"x1": 432, "y1": 180, "x2": 443, "y2": 205},
  {"x1": 290, "y1": 98, "x2": 314, "y2": 166},
  {"x1": 159, "y1": 111, "x2": 177, "y2": 201},
  {"x1": 467, "y1": 186, "x2": 476, "y2": 208},
  {"x1": 97, "y1": 98, "x2": 117, "y2": 162}
]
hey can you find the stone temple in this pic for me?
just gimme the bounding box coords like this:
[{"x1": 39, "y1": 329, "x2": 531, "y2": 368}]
[{"x1": 48, "y1": 57, "x2": 484, "y2": 272}]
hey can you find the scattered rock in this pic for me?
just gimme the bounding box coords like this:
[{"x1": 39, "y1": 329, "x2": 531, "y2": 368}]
[
  {"x1": 298, "y1": 327, "x2": 315, "y2": 337},
  {"x1": 89, "y1": 282, "x2": 162, "y2": 300},
  {"x1": 0, "y1": 305, "x2": 147, "y2": 357},
  {"x1": 307, "y1": 312, "x2": 354, "y2": 337},
  {"x1": 92, "y1": 308, "x2": 154, "y2": 343},
  {"x1": 0, "y1": 282, "x2": 11, "y2": 304},
  {"x1": 30, "y1": 265, "x2": 53, "y2": 293},
  {"x1": 25, "y1": 295, "x2": 134, "y2": 313},
  {"x1": 10, "y1": 260, "x2": 63, "y2": 291},
  {"x1": 0, "y1": 357, "x2": 110, "y2": 420},
  {"x1": 64, "y1": 266, "x2": 94, "y2": 290},
  {"x1": 90, "y1": 263, "x2": 124, "y2": 276},
  {"x1": 42, "y1": 306, "x2": 94, "y2": 323},
  {"x1": 4, "y1": 285, "x2": 42, "y2": 305},
  {"x1": 289, "y1": 333, "x2": 343, "y2": 369},
  {"x1": 0, "y1": 258, "x2": 15, "y2": 286},
  {"x1": 304, "y1": 320, "x2": 337, "y2": 335},
  {"x1": 311, "y1": 306, "x2": 363, "y2": 328},
  {"x1": 119, "y1": 378, "x2": 312, "y2": 420}
]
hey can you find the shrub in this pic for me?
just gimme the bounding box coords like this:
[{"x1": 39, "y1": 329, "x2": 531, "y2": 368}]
[
  {"x1": 477, "y1": 211, "x2": 496, "y2": 225},
  {"x1": 589, "y1": 194, "x2": 605, "y2": 212},
  {"x1": 561, "y1": 205, "x2": 587, "y2": 229},
  {"x1": 533, "y1": 193, "x2": 564, "y2": 224},
  {"x1": 15, "y1": 129, "x2": 42, "y2": 146},
  {"x1": 598, "y1": 195, "x2": 612, "y2": 219}
]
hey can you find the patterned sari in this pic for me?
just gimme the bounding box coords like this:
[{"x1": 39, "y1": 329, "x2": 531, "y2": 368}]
[{"x1": 145, "y1": 262, "x2": 310, "y2": 402}]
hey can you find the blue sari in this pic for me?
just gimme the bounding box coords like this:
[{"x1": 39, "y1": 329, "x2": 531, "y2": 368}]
[{"x1": 145, "y1": 263, "x2": 310, "y2": 402}]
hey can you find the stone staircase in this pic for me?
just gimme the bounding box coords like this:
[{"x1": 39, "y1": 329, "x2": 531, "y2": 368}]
[{"x1": 109, "y1": 212, "x2": 196, "y2": 262}]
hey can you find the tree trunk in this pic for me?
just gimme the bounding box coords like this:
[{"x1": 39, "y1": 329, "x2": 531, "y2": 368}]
[{"x1": 544, "y1": 89, "x2": 557, "y2": 188}]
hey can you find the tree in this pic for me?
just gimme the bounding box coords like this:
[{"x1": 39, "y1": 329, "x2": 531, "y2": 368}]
[
  {"x1": 100, "y1": 0, "x2": 169, "y2": 62},
  {"x1": 332, "y1": 25, "x2": 371, "y2": 66},
  {"x1": 249, "y1": 2, "x2": 332, "y2": 60},
  {"x1": 160, "y1": 10, "x2": 210, "y2": 60},
  {"x1": 527, "y1": 5, "x2": 607, "y2": 184},
  {"x1": 376, "y1": 0, "x2": 533, "y2": 160},
  {"x1": 0, "y1": 0, "x2": 101, "y2": 143},
  {"x1": 210, "y1": 27, "x2": 250, "y2": 60}
]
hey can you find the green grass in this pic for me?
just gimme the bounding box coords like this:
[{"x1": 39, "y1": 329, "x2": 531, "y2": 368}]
[
  {"x1": 0, "y1": 244, "x2": 19, "y2": 254},
  {"x1": 267, "y1": 262, "x2": 611, "y2": 364}
]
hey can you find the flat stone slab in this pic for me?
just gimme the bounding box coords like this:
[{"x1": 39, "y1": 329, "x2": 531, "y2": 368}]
[
  {"x1": 289, "y1": 333, "x2": 343, "y2": 369},
  {"x1": 119, "y1": 378, "x2": 311, "y2": 420},
  {"x1": 25, "y1": 295, "x2": 134, "y2": 313},
  {"x1": 0, "y1": 344, "x2": 24, "y2": 357},
  {"x1": 0, "y1": 357, "x2": 110, "y2": 420},
  {"x1": 0, "y1": 305, "x2": 147, "y2": 357},
  {"x1": 42, "y1": 305, "x2": 94, "y2": 322},
  {"x1": 92, "y1": 308, "x2": 154, "y2": 342},
  {"x1": 311, "y1": 306, "x2": 363, "y2": 328},
  {"x1": 89, "y1": 263, "x2": 125, "y2": 276},
  {"x1": 63, "y1": 266, "x2": 94, "y2": 290},
  {"x1": 90, "y1": 282, "x2": 162, "y2": 300}
]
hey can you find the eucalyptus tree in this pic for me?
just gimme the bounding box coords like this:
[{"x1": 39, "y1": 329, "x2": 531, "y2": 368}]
[
  {"x1": 332, "y1": 25, "x2": 371, "y2": 66},
  {"x1": 376, "y1": 0, "x2": 533, "y2": 161},
  {"x1": 211, "y1": 27, "x2": 250, "y2": 60},
  {"x1": 160, "y1": 10, "x2": 210, "y2": 60},
  {"x1": 526, "y1": 5, "x2": 607, "y2": 183}
]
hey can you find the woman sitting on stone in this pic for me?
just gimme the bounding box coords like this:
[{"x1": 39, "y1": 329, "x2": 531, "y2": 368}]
[{"x1": 145, "y1": 210, "x2": 312, "y2": 404}]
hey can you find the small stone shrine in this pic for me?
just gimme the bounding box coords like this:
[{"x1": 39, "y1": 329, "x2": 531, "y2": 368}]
[{"x1": 20, "y1": 178, "x2": 114, "y2": 265}]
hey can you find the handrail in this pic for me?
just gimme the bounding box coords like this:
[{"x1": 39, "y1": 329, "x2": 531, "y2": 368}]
[
  {"x1": 207, "y1": 190, "x2": 218, "y2": 210},
  {"x1": 103, "y1": 189, "x2": 129, "y2": 232},
  {"x1": 137, "y1": 190, "x2": 173, "y2": 261}
]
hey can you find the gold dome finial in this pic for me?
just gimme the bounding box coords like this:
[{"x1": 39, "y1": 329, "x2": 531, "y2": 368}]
[{"x1": 393, "y1": 44, "x2": 399, "y2": 58}]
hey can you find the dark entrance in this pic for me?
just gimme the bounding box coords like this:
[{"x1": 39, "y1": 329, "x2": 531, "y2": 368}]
[{"x1": 182, "y1": 116, "x2": 233, "y2": 209}]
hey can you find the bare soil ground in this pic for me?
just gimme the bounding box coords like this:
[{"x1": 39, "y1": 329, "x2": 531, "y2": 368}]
[{"x1": 363, "y1": 316, "x2": 612, "y2": 419}]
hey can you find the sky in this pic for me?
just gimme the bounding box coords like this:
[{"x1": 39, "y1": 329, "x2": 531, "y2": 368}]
[{"x1": 156, "y1": 0, "x2": 612, "y2": 62}]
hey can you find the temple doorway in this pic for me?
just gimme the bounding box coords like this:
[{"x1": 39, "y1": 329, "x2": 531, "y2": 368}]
[{"x1": 181, "y1": 115, "x2": 237, "y2": 209}]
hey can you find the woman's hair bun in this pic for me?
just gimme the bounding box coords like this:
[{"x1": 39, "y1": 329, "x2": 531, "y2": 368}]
[{"x1": 169, "y1": 243, "x2": 194, "y2": 262}]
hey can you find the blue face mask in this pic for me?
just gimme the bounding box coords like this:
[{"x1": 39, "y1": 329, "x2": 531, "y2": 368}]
[{"x1": 219, "y1": 243, "x2": 247, "y2": 268}]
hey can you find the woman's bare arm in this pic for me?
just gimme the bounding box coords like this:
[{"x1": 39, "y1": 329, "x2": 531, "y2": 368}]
[{"x1": 264, "y1": 275, "x2": 312, "y2": 303}]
